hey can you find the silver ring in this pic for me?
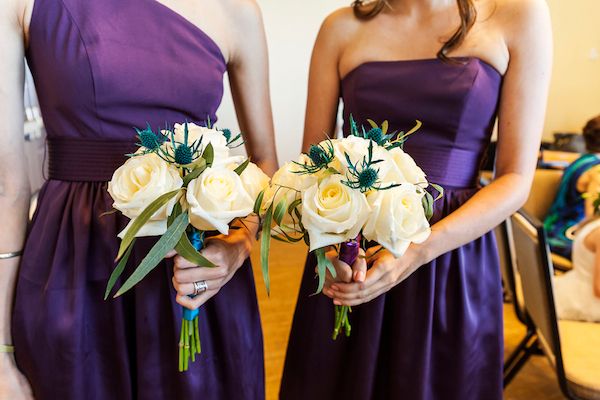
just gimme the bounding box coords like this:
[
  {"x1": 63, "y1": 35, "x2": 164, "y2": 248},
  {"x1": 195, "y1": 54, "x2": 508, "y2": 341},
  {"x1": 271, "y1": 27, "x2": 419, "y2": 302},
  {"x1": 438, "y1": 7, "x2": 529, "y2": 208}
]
[{"x1": 192, "y1": 280, "x2": 208, "y2": 296}]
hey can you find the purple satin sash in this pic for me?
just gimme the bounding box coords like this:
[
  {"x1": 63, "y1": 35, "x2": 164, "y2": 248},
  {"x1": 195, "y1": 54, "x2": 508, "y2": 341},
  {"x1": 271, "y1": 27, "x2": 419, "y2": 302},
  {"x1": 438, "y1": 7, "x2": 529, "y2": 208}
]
[{"x1": 47, "y1": 138, "x2": 137, "y2": 182}]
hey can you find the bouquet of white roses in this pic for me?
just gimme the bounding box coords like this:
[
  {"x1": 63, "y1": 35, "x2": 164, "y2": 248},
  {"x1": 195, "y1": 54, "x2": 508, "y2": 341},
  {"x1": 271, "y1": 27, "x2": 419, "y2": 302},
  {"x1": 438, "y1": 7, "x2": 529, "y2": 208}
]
[
  {"x1": 256, "y1": 117, "x2": 442, "y2": 339},
  {"x1": 105, "y1": 122, "x2": 269, "y2": 371}
]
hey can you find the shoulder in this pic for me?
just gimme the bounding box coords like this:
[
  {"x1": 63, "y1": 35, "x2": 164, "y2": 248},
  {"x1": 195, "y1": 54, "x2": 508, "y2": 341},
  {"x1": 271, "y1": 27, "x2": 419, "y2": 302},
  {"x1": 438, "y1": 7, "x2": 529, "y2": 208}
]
[
  {"x1": 493, "y1": 0, "x2": 551, "y2": 41},
  {"x1": 220, "y1": 0, "x2": 264, "y2": 29},
  {"x1": 315, "y1": 7, "x2": 362, "y2": 53},
  {"x1": 320, "y1": 7, "x2": 361, "y2": 38}
]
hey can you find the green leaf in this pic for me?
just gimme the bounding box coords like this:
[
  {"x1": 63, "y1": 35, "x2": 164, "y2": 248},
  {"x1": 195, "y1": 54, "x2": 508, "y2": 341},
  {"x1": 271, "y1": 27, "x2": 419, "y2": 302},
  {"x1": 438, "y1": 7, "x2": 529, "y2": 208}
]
[
  {"x1": 430, "y1": 183, "x2": 444, "y2": 201},
  {"x1": 287, "y1": 198, "x2": 302, "y2": 215},
  {"x1": 175, "y1": 231, "x2": 216, "y2": 268},
  {"x1": 313, "y1": 247, "x2": 332, "y2": 295},
  {"x1": 168, "y1": 202, "x2": 183, "y2": 227},
  {"x1": 272, "y1": 226, "x2": 305, "y2": 243},
  {"x1": 422, "y1": 192, "x2": 434, "y2": 221},
  {"x1": 366, "y1": 119, "x2": 378, "y2": 129},
  {"x1": 381, "y1": 120, "x2": 389, "y2": 134},
  {"x1": 183, "y1": 161, "x2": 207, "y2": 186},
  {"x1": 273, "y1": 198, "x2": 288, "y2": 226},
  {"x1": 325, "y1": 167, "x2": 341, "y2": 175},
  {"x1": 260, "y1": 204, "x2": 273, "y2": 296},
  {"x1": 253, "y1": 189, "x2": 266, "y2": 216},
  {"x1": 234, "y1": 158, "x2": 250, "y2": 176},
  {"x1": 117, "y1": 189, "x2": 181, "y2": 260},
  {"x1": 115, "y1": 212, "x2": 189, "y2": 297},
  {"x1": 105, "y1": 239, "x2": 135, "y2": 300},
  {"x1": 202, "y1": 143, "x2": 214, "y2": 167}
]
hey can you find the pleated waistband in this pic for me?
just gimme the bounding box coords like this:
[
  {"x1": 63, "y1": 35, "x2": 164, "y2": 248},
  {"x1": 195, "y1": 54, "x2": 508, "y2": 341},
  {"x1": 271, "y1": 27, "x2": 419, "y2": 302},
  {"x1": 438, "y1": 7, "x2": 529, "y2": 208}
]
[
  {"x1": 47, "y1": 138, "x2": 137, "y2": 182},
  {"x1": 405, "y1": 146, "x2": 483, "y2": 188}
]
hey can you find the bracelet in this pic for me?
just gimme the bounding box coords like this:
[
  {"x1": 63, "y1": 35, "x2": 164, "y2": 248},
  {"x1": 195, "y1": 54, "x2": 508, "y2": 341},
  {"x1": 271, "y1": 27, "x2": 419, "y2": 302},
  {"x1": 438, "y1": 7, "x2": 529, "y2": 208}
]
[
  {"x1": 0, "y1": 250, "x2": 23, "y2": 260},
  {"x1": 0, "y1": 345, "x2": 15, "y2": 353}
]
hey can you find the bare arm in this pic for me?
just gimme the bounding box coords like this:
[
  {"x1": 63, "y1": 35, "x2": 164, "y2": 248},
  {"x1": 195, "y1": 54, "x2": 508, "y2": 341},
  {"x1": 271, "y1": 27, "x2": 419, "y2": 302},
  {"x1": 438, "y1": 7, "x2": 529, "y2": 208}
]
[
  {"x1": 0, "y1": 0, "x2": 35, "y2": 398},
  {"x1": 329, "y1": 0, "x2": 554, "y2": 306},
  {"x1": 421, "y1": 0, "x2": 553, "y2": 264},
  {"x1": 301, "y1": 11, "x2": 349, "y2": 152},
  {"x1": 0, "y1": 0, "x2": 30, "y2": 351},
  {"x1": 226, "y1": 0, "x2": 278, "y2": 176}
]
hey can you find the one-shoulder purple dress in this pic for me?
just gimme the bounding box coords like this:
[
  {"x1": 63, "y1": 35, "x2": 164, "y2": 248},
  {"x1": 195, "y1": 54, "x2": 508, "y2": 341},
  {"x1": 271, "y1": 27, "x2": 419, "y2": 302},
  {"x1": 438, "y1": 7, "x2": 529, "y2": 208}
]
[
  {"x1": 281, "y1": 58, "x2": 504, "y2": 400},
  {"x1": 12, "y1": 1, "x2": 264, "y2": 399}
]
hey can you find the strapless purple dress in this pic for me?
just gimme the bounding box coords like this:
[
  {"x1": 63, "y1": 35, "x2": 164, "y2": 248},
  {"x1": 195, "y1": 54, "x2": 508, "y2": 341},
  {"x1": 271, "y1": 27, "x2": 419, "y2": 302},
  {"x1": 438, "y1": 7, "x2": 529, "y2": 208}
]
[
  {"x1": 281, "y1": 58, "x2": 504, "y2": 400},
  {"x1": 12, "y1": 1, "x2": 264, "y2": 399}
]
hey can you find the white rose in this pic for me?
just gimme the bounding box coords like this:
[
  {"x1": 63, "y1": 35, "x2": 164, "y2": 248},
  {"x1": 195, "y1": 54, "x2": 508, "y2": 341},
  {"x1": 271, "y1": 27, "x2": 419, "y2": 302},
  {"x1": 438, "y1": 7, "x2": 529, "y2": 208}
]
[
  {"x1": 165, "y1": 123, "x2": 231, "y2": 165},
  {"x1": 262, "y1": 161, "x2": 317, "y2": 233},
  {"x1": 108, "y1": 153, "x2": 183, "y2": 238},
  {"x1": 227, "y1": 160, "x2": 270, "y2": 200},
  {"x1": 333, "y1": 136, "x2": 393, "y2": 178},
  {"x1": 302, "y1": 174, "x2": 370, "y2": 251},
  {"x1": 385, "y1": 147, "x2": 427, "y2": 185},
  {"x1": 362, "y1": 184, "x2": 431, "y2": 258},
  {"x1": 186, "y1": 166, "x2": 254, "y2": 234}
]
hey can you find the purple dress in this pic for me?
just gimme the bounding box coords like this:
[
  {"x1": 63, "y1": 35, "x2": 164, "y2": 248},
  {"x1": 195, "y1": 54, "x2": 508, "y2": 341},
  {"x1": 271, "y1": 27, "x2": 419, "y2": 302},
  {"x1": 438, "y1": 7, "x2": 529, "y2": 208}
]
[
  {"x1": 12, "y1": 0, "x2": 264, "y2": 399},
  {"x1": 281, "y1": 58, "x2": 504, "y2": 400}
]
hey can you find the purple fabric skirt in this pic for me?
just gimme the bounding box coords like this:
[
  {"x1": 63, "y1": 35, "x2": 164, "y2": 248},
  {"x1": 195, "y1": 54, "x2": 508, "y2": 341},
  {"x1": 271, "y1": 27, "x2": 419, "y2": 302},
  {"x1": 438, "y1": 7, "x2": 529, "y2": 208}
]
[
  {"x1": 280, "y1": 186, "x2": 504, "y2": 400},
  {"x1": 12, "y1": 180, "x2": 265, "y2": 399}
]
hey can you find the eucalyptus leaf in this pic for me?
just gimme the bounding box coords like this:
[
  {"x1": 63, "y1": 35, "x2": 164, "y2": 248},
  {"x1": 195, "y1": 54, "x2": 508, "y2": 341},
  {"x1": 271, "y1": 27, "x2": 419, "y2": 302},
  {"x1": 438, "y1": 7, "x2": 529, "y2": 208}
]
[
  {"x1": 168, "y1": 202, "x2": 183, "y2": 227},
  {"x1": 313, "y1": 247, "x2": 332, "y2": 295},
  {"x1": 175, "y1": 230, "x2": 216, "y2": 268},
  {"x1": 422, "y1": 192, "x2": 434, "y2": 221},
  {"x1": 202, "y1": 143, "x2": 214, "y2": 167},
  {"x1": 117, "y1": 189, "x2": 181, "y2": 260},
  {"x1": 381, "y1": 120, "x2": 389, "y2": 134},
  {"x1": 253, "y1": 189, "x2": 265, "y2": 216},
  {"x1": 260, "y1": 205, "x2": 273, "y2": 296},
  {"x1": 115, "y1": 212, "x2": 189, "y2": 297},
  {"x1": 183, "y1": 162, "x2": 207, "y2": 186},
  {"x1": 430, "y1": 183, "x2": 444, "y2": 201},
  {"x1": 234, "y1": 158, "x2": 250, "y2": 176},
  {"x1": 367, "y1": 119, "x2": 378, "y2": 129},
  {"x1": 273, "y1": 198, "x2": 288, "y2": 226},
  {"x1": 287, "y1": 198, "x2": 302, "y2": 215},
  {"x1": 105, "y1": 240, "x2": 135, "y2": 300}
]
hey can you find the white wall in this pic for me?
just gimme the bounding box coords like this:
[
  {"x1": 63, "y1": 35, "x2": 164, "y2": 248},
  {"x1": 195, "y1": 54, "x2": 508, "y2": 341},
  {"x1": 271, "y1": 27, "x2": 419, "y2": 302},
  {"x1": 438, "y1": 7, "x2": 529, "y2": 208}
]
[{"x1": 217, "y1": 1, "x2": 347, "y2": 165}]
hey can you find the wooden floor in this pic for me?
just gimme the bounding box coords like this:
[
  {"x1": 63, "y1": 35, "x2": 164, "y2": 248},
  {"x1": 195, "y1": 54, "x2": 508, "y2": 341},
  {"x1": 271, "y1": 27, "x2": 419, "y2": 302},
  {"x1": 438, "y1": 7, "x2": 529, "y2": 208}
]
[{"x1": 250, "y1": 241, "x2": 566, "y2": 400}]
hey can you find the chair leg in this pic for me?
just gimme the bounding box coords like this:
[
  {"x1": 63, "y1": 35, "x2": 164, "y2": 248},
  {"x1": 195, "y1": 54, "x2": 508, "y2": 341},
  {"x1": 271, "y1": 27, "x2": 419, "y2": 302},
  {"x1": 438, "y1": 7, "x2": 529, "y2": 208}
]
[{"x1": 504, "y1": 329, "x2": 538, "y2": 387}]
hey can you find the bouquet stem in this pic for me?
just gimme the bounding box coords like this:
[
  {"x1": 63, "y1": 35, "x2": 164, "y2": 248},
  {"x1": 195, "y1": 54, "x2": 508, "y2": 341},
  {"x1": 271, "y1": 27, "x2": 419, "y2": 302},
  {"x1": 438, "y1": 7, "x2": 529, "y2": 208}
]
[
  {"x1": 178, "y1": 229, "x2": 204, "y2": 372},
  {"x1": 332, "y1": 238, "x2": 360, "y2": 340}
]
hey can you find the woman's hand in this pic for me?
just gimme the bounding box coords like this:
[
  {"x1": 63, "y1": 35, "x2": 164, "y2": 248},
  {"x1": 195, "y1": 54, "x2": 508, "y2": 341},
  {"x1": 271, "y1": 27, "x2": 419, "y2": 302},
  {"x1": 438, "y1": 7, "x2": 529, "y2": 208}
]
[
  {"x1": 323, "y1": 246, "x2": 424, "y2": 307},
  {"x1": 320, "y1": 247, "x2": 368, "y2": 289},
  {"x1": 170, "y1": 226, "x2": 253, "y2": 310},
  {"x1": 0, "y1": 353, "x2": 34, "y2": 400}
]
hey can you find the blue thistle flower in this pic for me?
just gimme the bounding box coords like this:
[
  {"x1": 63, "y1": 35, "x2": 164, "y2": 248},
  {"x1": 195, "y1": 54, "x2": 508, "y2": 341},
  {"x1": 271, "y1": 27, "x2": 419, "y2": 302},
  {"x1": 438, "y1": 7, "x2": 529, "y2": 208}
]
[
  {"x1": 365, "y1": 128, "x2": 384, "y2": 144},
  {"x1": 342, "y1": 140, "x2": 400, "y2": 192},
  {"x1": 136, "y1": 123, "x2": 166, "y2": 151},
  {"x1": 174, "y1": 144, "x2": 194, "y2": 165},
  {"x1": 358, "y1": 167, "x2": 379, "y2": 188},
  {"x1": 292, "y1": 140, "x2": 336, "y2": 174},
  {"x1": 308, "y1": 144, "x2": 330, "y2": 167}
]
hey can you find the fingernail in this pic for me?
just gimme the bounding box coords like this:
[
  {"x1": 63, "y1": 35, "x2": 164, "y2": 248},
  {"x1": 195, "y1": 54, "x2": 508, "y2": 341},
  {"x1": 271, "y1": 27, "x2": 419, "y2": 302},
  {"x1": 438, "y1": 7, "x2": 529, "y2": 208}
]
[
  {"x1": 333, "y1": 300, "x2": 341, "y2": 305},
  {"x1": 357, "y1": 271, "x2": 365, "y2": 282},
  {"x1": 331, "y1": 285, "x2": 339, "y2": 291}
]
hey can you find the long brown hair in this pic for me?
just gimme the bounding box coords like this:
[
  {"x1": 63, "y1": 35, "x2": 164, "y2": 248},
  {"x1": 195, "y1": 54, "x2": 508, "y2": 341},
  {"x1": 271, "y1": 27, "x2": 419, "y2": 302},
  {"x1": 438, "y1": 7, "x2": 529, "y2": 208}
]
[{"x1": 351, "y1": 0, "x2": 477, "y2": 62}]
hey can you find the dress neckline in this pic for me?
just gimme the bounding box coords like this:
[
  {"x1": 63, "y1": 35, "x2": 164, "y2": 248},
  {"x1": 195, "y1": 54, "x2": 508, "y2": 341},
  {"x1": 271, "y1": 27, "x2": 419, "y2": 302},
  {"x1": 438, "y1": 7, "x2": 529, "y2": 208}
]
[
  {"x1": 341, "y1": 57, "x2": 503, "y2": 83},
  {"x1": 146, "y1": 0, "x2": 227, "y2": 66}
]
